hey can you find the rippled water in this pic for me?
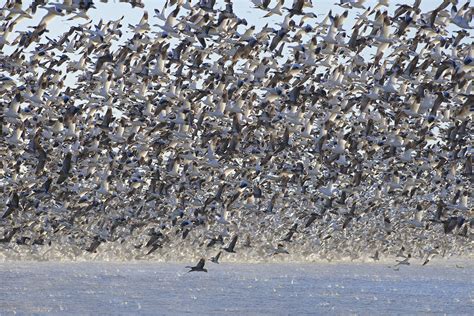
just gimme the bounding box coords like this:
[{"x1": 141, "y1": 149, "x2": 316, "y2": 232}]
[{"x1": 0, "y1": 260, "x2": 473, "y2": 315}]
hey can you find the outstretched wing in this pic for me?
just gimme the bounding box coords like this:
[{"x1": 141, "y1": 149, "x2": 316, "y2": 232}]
[
  {"x1": 293, "y1": 0, "x2": 304, "y2": 12},
  {"x1": 228, "y1": 235, "x2": 238, "y2": 251},
  {"x1": 197, "y1": 258, "x2": 206, "y2": 269}
]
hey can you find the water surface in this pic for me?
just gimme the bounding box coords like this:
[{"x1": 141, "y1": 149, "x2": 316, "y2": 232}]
[{"x1": 0, "y1": 261, "x2": 473, "y2": 315}]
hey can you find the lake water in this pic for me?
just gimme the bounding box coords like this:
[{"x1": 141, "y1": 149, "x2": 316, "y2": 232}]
[{"x1": 0, "y1": 260, "x2": 473, "y2": 315}]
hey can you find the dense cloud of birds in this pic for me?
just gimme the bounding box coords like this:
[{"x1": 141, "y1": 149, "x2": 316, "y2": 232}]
[{"x1": 0, "y1": 0, "x2": 472, "y2": 263}]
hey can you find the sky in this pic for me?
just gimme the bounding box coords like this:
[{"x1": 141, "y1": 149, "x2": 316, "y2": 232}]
[
  {"x1": 1, "y1": 0, "x2": 470, "y2": 89},
  {"x1": 7, "y1": 0, "x2": 465, "y2": 45}
]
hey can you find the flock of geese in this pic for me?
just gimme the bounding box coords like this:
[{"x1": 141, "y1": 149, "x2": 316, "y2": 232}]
[{"x1": 0, "y1": 0, "x2": 472, "y2": 267}]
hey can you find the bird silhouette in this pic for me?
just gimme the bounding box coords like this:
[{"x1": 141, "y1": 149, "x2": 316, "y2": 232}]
[
  {"x1": 210, "y1": 251, "x2": 222, "y2": 264},
  {"x1": 223, "y1": 235, "x2": 238, "y2": 253},
  {"x1": 186, "y1": 258, "x2": 208, "y2": 273}
]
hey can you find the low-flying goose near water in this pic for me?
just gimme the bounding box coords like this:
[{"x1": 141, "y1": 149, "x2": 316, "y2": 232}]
[
  {"x1": 272, "y1": 243, "x2": 290, "y2": 255},
  {"x1": 223, "y1": 235, "x2": 238, "y2": 253},
  {"x1": 422, "y1": 249, "x2": 439, "y2": 266},
  {"x1": 394, "y1": 254, "x2": 412, "y2": 267},
  {"x1": 370, "y1": 250, "x2": 380, "y2": 262},
  {"x1": 210, "y1": 251, "x2": 222, "y2": 263},
  {"x1": 186, "y1": 258, "x2": 208, "y2": 273}
]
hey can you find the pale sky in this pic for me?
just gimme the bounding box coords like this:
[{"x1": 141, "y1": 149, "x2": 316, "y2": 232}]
[
  {"x1": 11, "y1": 0, "x2": 464, "y2": 43},
  {"x1": 2, "y1": 0, "x2": 470, "y2": 89}
]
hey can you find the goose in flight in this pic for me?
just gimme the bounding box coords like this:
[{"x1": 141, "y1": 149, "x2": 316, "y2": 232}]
[
  {"x1": 272, "y1": 243, "x2": 290, "y2": 255},
  {"x1": 210, "y1": 251, "x2": 222, "y2": 264},
  {"x1": 186, "y1": 258, "x2": 208, "y2": 273},
  {"x1": 395, "y1": 253, "x2": 412, "y2": 267},
  {"x1": 223, "y1": 235, "x2": 238, "y2": 253}
]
